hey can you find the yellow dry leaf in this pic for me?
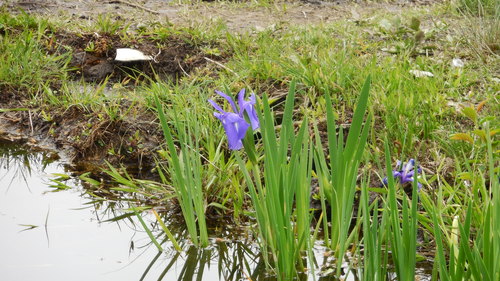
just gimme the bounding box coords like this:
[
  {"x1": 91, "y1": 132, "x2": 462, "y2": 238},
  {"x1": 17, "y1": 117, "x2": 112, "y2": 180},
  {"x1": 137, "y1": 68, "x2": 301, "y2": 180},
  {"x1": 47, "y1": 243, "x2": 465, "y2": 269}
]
[{"x1": 450, "y1": 133, "x2": 474, "y2": 144}]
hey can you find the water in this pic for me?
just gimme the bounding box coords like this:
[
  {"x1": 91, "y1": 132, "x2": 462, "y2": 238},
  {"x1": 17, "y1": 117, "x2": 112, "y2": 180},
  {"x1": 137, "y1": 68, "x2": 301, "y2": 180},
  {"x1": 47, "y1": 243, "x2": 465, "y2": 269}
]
[
  {"x1": 0, "y1": 139, "x2": 273, "y2": 281},
  {"x1": 0, "y1": 140, "x2": 159, "y2": 280}
]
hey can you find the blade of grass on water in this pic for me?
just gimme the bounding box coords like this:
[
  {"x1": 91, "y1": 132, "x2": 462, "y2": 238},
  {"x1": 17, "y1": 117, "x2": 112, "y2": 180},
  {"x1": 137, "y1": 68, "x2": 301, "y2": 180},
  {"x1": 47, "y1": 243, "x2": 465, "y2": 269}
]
[{"x1": 133, "y1": 208, "x2": 163, "y2": 252}]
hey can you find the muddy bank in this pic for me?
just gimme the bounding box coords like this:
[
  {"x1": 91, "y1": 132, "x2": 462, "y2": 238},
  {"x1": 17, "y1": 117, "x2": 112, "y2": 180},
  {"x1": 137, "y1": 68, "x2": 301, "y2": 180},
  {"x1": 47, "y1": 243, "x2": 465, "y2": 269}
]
[
  {"x1": 0, "y1": 21, "x2": 225, "y2": 173},
  {"x1": 51, "y1": 31, "x2": 219, "y2": 82},
  {"x1": 0, "y1": 106, "x2": 162, "y2": 175}
]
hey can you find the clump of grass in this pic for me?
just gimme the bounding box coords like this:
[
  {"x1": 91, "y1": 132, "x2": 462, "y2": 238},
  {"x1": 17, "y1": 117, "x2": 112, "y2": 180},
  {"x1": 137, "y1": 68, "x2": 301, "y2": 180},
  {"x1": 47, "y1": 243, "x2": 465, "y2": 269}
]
[
  {"x1": 453, "y1": 0, "x2": 500, "y2": 58},
  {"x1": 455, "y1": 0, "x2": 499, "y2": 16},
  {"x1": 0, "y1": 12, "x2": 70, "y2": 97},
  {"x1": 430, "y1": 124, "x2": 499, "y2": 281},
  {"x1": 155, "y1": 95, "x2": 209, "y2": 247},
  {"x1": 236, "y1": 81, "x2": 313, "y2": 279},
  {"x1": 313, "y1": 76, "x2": 371, "y2": 274}
]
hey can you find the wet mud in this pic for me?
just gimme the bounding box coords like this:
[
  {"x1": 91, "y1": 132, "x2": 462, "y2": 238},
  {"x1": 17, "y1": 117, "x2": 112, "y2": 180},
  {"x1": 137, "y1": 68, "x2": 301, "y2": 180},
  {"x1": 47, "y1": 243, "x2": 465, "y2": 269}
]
[{"x1": 50, "y1": 31, "x2": 217, "y2": 82}]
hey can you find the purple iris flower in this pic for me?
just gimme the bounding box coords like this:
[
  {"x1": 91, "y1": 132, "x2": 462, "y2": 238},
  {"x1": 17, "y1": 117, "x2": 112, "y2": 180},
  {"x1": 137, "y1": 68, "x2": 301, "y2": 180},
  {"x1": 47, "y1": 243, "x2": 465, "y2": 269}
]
[
  {"x1": 382, "y1": 159, "x2": 422, "y2": 189},
  {"x1": 208, "y1": 89, "x2": 260, "y2": 150}
]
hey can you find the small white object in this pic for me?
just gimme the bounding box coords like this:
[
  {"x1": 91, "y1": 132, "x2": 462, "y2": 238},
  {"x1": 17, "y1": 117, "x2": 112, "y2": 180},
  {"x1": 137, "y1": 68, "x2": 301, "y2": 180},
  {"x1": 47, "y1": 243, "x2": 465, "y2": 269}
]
[
  {"x1": 410, "y1": 69, "x2": 434, "y2": 78},
  {"x1": 452, "y1": 58, "x2": 464, "y2": 68},
  {"x1": 115, "y1": 48, "x2": 152, "y2": 62}
]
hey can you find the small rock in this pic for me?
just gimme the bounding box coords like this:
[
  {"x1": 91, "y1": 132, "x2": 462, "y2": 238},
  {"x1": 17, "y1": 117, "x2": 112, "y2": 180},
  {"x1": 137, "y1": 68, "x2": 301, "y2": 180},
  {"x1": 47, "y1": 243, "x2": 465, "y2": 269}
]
[{"x1": 85, "y1": 62, "x2": 114, "y2": 81}]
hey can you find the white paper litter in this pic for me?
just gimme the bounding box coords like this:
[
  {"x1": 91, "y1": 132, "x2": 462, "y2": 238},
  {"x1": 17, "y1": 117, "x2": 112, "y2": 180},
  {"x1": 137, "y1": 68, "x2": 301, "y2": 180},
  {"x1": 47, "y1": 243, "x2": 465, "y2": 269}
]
[
  {"x1": 410, "y1": 70, "x2": 434, "y2": 78},
  {"x1": 115, "y1": 48, "x2": 152, "y2": 62},
  {"x1": 452, "y1": 58, "x2": 464, "y2": 68}
]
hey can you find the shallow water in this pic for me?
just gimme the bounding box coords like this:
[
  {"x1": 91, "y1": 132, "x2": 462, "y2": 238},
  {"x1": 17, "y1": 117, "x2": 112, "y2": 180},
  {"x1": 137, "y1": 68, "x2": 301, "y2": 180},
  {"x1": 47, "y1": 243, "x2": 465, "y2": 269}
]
[
  {"x1": 0, "y1": 140, "x2": 158, "y2": 280},
  {"x1": 0, "y1": 139, "x2": 270, "y2": 281}
]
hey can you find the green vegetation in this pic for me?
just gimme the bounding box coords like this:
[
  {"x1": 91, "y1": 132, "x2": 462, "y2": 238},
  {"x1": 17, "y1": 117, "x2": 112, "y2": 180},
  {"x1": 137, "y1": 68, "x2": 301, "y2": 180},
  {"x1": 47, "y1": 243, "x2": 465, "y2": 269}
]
[
  {"x1": 314, "y1": 77, "x2": 371, "y2": 274},
  {"x1": 236, "y1": 81, "x2": 313, "y2": 278},
  {"x1": 0, "y1": 1, "x2": 498, "y2": 279},
  {"x1": 156, "y1": 95, "x2": 209, "y2": 247}
]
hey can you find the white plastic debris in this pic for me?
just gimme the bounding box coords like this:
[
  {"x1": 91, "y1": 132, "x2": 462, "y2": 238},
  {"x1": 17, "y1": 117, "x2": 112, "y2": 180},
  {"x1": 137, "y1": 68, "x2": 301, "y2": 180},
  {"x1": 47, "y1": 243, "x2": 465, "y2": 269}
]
[
  {"x1": 452, "y1": 58, "x2": 464, "y2": 68},
  {"x1": 115, "y1": 48, "x2": 152, "y2": 62},
  {"x1": 410, "y1": 69, "x2": 434, "y2": 78}
]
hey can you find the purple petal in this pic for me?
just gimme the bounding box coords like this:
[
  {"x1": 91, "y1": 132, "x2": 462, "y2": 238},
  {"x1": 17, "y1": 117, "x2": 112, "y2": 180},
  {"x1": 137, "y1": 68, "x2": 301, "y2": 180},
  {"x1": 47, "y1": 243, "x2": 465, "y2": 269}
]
[
  {"x1": 215, "y1": 90, "x2": 238, "y2": 113},
  {"x1": 400, "y1": 176, "x2": 414, "y2": 185},
  {"x1": 237, "y1": 88, "x2": 246, "y2": 114},
  {"x1": 218, "y1": 112, "x2": 250, "y2": 150},
  {"x1": 240, "y1": 93, "x2": 260, "y2": 130},
  {"x1": 382, "y1": 177, "x2": 389, "y2": 186},
  {"x1": 381, "y1": 170, "x2": 401, "y2": 186},
  {"x1": 208, "y1": 99, "x2": 225, "y2": 113},
  {"x1": 404, "y1": 159, "x2": 415, "y2": 174}
]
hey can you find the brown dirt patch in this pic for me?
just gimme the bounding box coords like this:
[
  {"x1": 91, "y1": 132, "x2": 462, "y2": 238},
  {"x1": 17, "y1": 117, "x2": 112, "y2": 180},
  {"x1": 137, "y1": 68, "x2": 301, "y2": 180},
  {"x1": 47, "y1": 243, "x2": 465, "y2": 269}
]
[{"x1": 46, "y1": 31, "x2": 219, "y2": 83}]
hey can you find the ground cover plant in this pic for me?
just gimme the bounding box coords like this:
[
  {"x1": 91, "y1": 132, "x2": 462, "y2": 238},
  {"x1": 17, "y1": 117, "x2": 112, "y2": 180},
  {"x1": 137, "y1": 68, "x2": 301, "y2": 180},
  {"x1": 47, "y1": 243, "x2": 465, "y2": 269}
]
[{"x1": 0, "y1": 0, "x2": 499, "y2": 279}]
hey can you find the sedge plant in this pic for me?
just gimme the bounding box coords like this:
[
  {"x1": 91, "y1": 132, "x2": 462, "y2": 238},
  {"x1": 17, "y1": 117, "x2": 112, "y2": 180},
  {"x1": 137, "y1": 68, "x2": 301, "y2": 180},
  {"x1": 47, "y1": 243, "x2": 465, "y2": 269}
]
[
  {"x1": 155, "y1": 95, "x2": 209, "y2": 247},
  {"x1": 313, "y1": 76, "x2": 372, "y2": 274},
  {"x1": 383, "y1": 140, "x2": 419, "y2": 281},
  {"x1": 235, "y1": 81, "x2": 313, "y2": 280}
]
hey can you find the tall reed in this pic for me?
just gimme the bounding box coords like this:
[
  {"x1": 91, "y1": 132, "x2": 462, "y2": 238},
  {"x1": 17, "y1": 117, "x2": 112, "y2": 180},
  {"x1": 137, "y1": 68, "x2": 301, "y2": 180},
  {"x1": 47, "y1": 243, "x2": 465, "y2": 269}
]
[
  {"x1": 313, "y1": 76, "x2": 372, "y2": 274},
  {"x1": 155, "y1": 95, "x2": 209, "y2": 247},
  {"x1": 236, "y1": 81, "x2": 313, "y2": 279}
]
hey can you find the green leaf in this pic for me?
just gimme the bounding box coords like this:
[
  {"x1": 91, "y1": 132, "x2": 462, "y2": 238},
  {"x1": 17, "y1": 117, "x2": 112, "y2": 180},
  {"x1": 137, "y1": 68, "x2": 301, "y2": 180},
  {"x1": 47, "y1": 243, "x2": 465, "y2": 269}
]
[
  {"x1": 461, "y1": 107, "x2": 477, "y2": 123},
  {"x1": 472, "y1": 130, "x2": 487, "y2": 141},
  {"x1": 409, "y1": 17, "x2": 421, "y2": 31}
]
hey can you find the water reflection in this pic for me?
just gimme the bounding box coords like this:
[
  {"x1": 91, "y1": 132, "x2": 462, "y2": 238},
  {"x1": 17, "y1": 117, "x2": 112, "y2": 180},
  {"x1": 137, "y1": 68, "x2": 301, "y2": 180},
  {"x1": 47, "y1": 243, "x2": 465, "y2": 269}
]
[
  {"x1": 0, "y1": 139, "x2": 164, "y2": 281},
  {"x1": 0, "y1": 138, "x2": 58, "y2": 190},
  {"x1": 0, "y1": 138, "x2": 366, "y2": 281},
  {"x1": 0, "y1": 139, "x2": 274, "y2": 281},
  {"x1": 138, "y1": 240, "x2": 268, "y2": 281}
]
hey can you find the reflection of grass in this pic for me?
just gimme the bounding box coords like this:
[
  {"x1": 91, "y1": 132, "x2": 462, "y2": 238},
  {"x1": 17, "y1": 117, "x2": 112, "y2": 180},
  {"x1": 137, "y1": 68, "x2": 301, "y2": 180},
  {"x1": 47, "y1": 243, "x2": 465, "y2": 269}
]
[
  {"x1": 140, "y1": 241, "x2": 265, "y2": 281},
  {"x1": 0, "y1": 139, "x2": 58, "y2": 189}
]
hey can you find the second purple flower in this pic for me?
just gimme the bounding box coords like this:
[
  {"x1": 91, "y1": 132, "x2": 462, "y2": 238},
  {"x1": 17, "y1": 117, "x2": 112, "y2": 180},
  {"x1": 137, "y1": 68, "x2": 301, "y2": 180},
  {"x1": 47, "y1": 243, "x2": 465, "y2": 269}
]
[{"x1": 382, "y1": 159, "x2": 422, "y2": 189}]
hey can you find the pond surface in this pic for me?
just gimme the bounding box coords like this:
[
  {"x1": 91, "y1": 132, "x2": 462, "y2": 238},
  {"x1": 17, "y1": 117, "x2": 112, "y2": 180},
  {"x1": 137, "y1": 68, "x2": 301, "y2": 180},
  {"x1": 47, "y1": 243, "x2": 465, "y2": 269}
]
[
  {"x1": 0, "y1": 140, "x2": 157, "y2": 280},
  {"x1": 0, "y1": 139, "x2": 270, "y2": 281},
  {"x1": 3, "y1": 138, "x2": 420, "y2": 281}
]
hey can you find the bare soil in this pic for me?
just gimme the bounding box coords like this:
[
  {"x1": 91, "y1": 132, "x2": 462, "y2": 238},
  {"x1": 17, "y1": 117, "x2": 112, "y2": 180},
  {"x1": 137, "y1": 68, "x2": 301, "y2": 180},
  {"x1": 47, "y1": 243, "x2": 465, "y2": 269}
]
[
  {"x1": 51, "y1": 31, "x2": 219, "y2": 82},
  {"x1": 2, "y1": 0, "x2": 438, "y2": 33}
]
